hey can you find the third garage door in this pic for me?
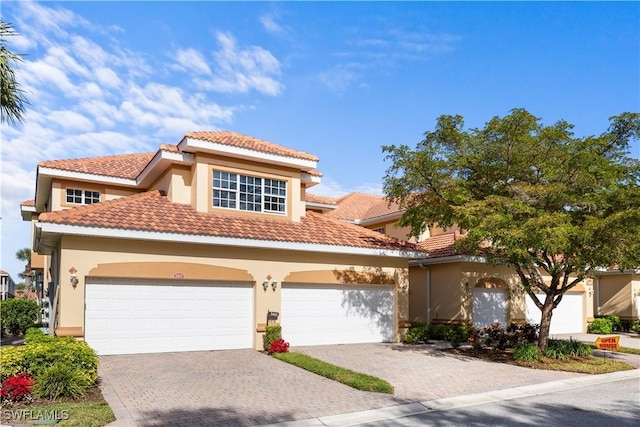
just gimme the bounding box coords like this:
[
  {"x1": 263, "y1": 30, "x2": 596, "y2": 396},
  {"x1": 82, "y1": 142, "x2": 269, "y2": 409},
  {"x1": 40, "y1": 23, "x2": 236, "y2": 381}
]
[{"x1": 280, "y1": 284, "x2": 394, "y2": 346}]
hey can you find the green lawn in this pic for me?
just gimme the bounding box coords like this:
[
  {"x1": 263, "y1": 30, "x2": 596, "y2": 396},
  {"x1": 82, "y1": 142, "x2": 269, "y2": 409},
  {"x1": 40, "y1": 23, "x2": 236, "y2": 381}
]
[
  {"x1": 4, "y1": 402, "x2": 114, "y2": 427},
  {"x1": 589, "y1": 344, "x2": 640, "y2": 356},
  {"x1": 273, "y1": 352, "x2": 394, "y2": 394}
]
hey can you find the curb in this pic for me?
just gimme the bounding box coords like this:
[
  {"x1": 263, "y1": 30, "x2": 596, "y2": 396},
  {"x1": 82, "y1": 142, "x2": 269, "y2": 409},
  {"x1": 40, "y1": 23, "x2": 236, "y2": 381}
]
[{"x1": 260, "y1": 369, "x2": 640, "y2": 427}]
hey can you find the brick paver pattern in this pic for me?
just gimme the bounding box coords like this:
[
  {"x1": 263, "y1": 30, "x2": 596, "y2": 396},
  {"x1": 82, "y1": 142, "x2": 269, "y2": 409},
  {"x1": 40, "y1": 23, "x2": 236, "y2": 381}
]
[{"x1": 99, "y1": 343, "x2": 583, "y2": 426}]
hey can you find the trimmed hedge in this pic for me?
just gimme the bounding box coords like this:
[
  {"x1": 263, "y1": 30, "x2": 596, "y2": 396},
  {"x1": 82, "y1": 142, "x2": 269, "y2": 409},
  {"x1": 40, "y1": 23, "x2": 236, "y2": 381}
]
[{"x1": 0, "y1": 329, "x2": 99, "y2": 386}]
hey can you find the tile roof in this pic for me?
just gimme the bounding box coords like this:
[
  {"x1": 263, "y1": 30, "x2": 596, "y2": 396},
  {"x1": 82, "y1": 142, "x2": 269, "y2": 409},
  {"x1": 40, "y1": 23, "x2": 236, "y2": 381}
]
[
  {"x1": 185, "y1": 131, "x2": 319, "y2": 162},
  {"x1": 305, "y1": 193, "x2": 338, "y2": 205},
  {"x1": 38, "y1": 152, "x2": 155, "y2": 179},
  {"x1": 21, "y1": 199, "x2": 35, "y2": 207},
  {"x1": 39, "y1": 191, "x2": 419, "y2": 253},
  {"x1": 417, "y1": 232, "x2": 459, "y2": 258},
  {"x1": 326, "y1": 192, "x2": 402, "y2": 222},
  {"x1": 0, "y1": 270, "x2": 7, "y2": 275}
]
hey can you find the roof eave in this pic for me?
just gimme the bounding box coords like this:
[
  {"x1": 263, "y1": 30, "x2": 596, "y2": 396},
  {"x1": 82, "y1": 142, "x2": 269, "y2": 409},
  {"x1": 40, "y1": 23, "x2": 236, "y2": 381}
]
[
  {"x1": 136, "y1": 150, "x2": 195, "y2": 187},
  {"x1": 37, "y1": 222, "x2": 426, "y2": 259},
  {"x1": 409, "y1": 255, "x2": 488, "y2": 266},
  {"x1": 180, "y1": 136, "x2": 318, "y2": 171}
]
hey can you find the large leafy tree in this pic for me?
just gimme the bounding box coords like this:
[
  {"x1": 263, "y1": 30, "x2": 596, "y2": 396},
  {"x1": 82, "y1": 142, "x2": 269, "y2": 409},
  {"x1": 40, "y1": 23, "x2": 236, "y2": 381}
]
[
  {"x1": 383, "y1": 109, "x2": 640, "y2": 350},
  {"x1": 1, "y1": 20, "x2": 28, "y2": 125}
]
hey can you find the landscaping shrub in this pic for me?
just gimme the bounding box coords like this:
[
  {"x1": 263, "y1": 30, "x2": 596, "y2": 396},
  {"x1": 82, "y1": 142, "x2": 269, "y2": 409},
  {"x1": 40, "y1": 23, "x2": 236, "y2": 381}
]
[
  {"x1": 446, "y1": 325, "x2": 469, "y2": 349},
  {"x1": 24, "y1": 327, "x2": 58, "y2": 344},
  {"x1": 483, "y1": 323, "x2": 510, "y2": 350},
  {"x1": 33, "y1": 363, "x2": 90, "y2": 400},
  {"x1": 544, "y1": 339, "x2": 592, "y2": 360},
  {"x1": 268, "y1": 339, "x2": 290, "y2": 354},
  {"x1": 467, "y1": 327, "x2": 484, "y2": 351},
  {"x1": 263, "y1": 325, "x2": 282, "y2": 351},
  {"x1": 594, "y1": 315, "x2": 622, "y2": 332},
  {"x1": 0, "y1": 299, "x2": 40, "y2": 336},
  {"x1": 0, "y1": 373, "x2": 34, "y2": 402},
  {"x1": 429, "y1": 323, "x2": 452, "y2": 340},
  {"x1": 404, "y1": 322, "x2": 430, "y2": 344},
  {"x1": 588, "y1": 317, "x2": 613, "y2": 334},
  {"x1": 506, "y1": 322, "x2": 539, "y2": 345},
  {"x1": 0, "y1": 336, "x2": 99, "y2": 385},
  {"x1": 513, "y1": 343, "x2": 541, "y2": 362}
]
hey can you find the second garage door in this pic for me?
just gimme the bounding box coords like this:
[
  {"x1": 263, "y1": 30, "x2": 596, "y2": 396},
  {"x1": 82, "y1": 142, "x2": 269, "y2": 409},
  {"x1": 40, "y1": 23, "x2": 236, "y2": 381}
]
[
  {"x1": 526, "y1": 292, "x2": 584, "y2": 334},
  {"x1": 280, "y1": 284, "x2": 394, "y2": 346},
  {"x1": 85, "y1": 279, "x2": 254, "y2": 355}
]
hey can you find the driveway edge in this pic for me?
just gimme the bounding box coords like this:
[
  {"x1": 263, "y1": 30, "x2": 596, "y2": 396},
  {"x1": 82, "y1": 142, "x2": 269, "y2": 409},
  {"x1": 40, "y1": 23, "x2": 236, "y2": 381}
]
[{"x1": 261, "y1": 369, "x2": 640, "y2": 427}]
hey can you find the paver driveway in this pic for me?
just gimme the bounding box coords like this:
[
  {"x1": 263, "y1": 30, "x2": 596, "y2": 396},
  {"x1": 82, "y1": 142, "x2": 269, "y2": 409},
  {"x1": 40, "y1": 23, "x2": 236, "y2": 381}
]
[{"x1": 99, "y1": 343, "x2": 584, "y2": 426}]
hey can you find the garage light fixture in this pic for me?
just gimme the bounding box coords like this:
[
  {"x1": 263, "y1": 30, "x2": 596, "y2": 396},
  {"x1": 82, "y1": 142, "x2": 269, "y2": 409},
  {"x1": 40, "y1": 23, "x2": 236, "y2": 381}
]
[
  {"x1": 271, "y1": 280, "x2": 278, "y2": 291},
  {"x1": 263, "y1": 280, "x2": 269, "y2": 291},
  {"x1": 70, "y1": 274, "x2": 79, "y2": 288}
]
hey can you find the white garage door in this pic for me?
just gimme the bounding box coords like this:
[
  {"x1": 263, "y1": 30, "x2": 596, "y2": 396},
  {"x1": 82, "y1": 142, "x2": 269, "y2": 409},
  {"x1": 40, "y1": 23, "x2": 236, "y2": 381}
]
[
  {"x1": 85, "y1": 279, "x2": 253, "y2": 355},
  {"x1": 473, "y1": 288, "x2": 508, "y2": 328},
  {"x1": 526, "y1": 292, "x2": 584, "y2": 334},
  {"x1": 281, "y1": 284, "x2": 394, "y2": 346}
]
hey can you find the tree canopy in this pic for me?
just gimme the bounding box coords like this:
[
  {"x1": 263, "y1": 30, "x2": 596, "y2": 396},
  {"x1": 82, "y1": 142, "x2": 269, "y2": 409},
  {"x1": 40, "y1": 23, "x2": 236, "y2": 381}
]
[{"x1": 383, "y1": 109, "x2": 640, "y2": 349}]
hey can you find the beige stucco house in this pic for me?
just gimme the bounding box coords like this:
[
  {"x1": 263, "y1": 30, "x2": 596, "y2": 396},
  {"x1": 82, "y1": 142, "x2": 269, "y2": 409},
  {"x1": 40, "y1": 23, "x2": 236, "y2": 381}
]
[
  {"x1": 310, "y1": 195, "x2": 597, "y2": 335},
  {"x1": 21, "y1": 132, "x2": 425, "y2": 355},
  {"x1": 595, "y1": 269, "x2": 640, "y2": 321}
]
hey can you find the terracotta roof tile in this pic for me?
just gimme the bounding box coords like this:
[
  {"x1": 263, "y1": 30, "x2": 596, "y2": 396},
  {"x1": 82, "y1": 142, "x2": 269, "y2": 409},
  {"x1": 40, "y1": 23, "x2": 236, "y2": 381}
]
[
  {"x1": 185, "y1": 131, "x2": 319, "y2": 162},
  {"x1": 418, "y1": 232, "x2": 459, "y2": 258},
  {"x1": 305, "y1": 193, "x2": 338, "y2": 205},
  {"x1": 39, "y1": 191, "x2": 420, "y2": 253},
  {"x1": 159, "y1": 144, "x2": 180, "y2": 153},
  {"x1": 38, "y1": 153, "x2": 154, "y2": 179},
  {"x1": 326, "y1": 192, "x2": 401, "y2": 221},
  {"x1": 21, "y1": 199, "x2": 35, "y2": 207},
  {"x1": 0, "y1": 270, "x2": 7, "y2": 275}
]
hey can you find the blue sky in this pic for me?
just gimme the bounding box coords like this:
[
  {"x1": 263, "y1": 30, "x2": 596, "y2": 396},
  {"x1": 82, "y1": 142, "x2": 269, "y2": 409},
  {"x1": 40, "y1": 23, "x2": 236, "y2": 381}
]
[{"x1": 1, "y1": 1, "x2": 638, "y2": 281}]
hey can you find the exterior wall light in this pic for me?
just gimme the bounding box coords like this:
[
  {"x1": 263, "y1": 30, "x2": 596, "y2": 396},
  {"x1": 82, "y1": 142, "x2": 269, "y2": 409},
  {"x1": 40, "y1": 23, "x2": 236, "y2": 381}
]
[
  {"x1": 263, "y1": 280, "x2": 269, "y2": 291},
  {"x1": 271, "y1": 280, "x2": 278, "y2": 291},
  {"x1": 70, "y1": 275, "x2": 79, "y2": 288}
]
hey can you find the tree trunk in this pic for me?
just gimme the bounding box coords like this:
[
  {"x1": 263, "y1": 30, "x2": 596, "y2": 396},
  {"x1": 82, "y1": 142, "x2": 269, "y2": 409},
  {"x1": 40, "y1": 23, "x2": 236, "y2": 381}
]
[{"x1": 537, "y1": 296, "x2": 555, "y2": 351}]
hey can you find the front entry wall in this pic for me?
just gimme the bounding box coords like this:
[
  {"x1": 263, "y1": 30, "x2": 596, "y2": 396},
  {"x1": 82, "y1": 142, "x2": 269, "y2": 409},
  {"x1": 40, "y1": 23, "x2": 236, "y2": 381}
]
[{"x1": 57, "y1": 235, "x2": 408, "y2": 352}]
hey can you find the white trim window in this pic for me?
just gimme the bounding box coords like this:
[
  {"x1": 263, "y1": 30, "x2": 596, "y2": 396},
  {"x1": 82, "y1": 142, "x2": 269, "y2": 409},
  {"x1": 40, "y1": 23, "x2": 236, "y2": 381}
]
[
  {"x1": 213, "y1": 171, "x2": 286, "y2": 214},
  {"x1": 66, "y1": 189, "x2": 100, "y2": 205}
]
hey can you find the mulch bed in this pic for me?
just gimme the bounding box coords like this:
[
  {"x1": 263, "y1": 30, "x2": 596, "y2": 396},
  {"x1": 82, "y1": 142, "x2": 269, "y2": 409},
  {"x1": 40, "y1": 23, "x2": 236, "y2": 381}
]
[{"x1": 2, "y1": 385, "x2": 108, "y2": 413}]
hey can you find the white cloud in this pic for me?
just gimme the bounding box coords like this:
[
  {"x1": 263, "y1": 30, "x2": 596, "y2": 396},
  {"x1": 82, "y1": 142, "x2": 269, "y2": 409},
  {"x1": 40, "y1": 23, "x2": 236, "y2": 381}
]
[
  {"x1": 260, "y1": 12, "x2": 285, "y2": 35},
  {"x1": 173, "y1": 48, "x2": 212, "y2": 75},
  {"x1": 203, "y1": 31, "x2": 283, "y2": 96},
  {"x1": 309, "y1": 176, "x2": 383, "y2": 198}
]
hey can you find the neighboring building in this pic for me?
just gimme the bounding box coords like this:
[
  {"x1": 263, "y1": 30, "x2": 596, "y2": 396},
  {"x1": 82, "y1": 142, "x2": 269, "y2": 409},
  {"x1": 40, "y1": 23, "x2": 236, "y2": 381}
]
[
  {"x1": 595, "y1": 269, "x2": 640, "y2": 321},
  {"x1": 21, "y1": 131, "x2": 425, "y2": 355},
  {"x1": 405, "y1": 232, "x2": 594, "y2": 334},
  {"x1": 305, "y1": 192, "x2": 594, "y2": 334},
  {"x1": 0, "y1": 270, "x2": 16, "y2": 300}
]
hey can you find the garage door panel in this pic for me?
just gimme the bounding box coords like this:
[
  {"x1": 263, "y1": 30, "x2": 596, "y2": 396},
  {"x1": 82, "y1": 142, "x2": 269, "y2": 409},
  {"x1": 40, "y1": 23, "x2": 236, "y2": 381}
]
[
  {"x1": 473, "y1": 289, "x2": 508, "y2": 328},
  {"x1": 85, "y1": 281, "x2": 253, "y2": 355},
  {"x1": 526, "y1": 292, "x2": 584, "y2": 334},
  {"x1": 281, "y1": 285, "x2": 394, "y2": 346}
]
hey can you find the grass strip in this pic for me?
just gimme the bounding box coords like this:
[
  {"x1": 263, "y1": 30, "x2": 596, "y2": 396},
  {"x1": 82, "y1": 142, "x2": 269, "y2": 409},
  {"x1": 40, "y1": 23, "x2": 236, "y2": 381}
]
[
  {"x1": 5, "y1": 402, "x2": 115, "y2": 427},
  {"x1": 589, "y1": 344, "x2": 640, "y2": 356},
  {"x1": 273, "y1": 352, "x2": 393, "y2": 394},
  {"x1": 516, "y1": 356, "x2": 635, "y2": 374}
]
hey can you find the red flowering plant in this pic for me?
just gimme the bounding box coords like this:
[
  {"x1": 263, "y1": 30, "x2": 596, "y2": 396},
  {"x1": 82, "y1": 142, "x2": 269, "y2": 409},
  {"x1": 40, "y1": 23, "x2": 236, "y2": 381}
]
[
  {"x1": 0, "y1": 373, "x2": 34, "y2": 402},
  {"x1": 268, "y1": 339, "x2": 290, "y2": 354}
]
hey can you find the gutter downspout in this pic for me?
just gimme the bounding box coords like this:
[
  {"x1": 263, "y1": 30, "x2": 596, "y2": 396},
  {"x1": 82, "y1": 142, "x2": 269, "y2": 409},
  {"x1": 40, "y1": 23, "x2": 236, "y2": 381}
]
[
  {"x1": 595, "y1": 275, "x2": 600, "y2": 316},
  {"x1": 418, "y1": 262, "x2": 431, "y2": 323}
]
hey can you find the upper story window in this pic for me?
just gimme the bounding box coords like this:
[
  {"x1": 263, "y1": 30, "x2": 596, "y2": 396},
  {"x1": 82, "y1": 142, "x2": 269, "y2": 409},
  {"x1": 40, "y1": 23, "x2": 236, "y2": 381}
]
[
  {"x1": 372, "y1": 227, "x2": 385, "y2": 234},
  {"x1": 66, "y1": 189, "x2": 100, "y2": 205},
  {"x1": 213, "y1": 171, "x2": 286, "y2": 214}
]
